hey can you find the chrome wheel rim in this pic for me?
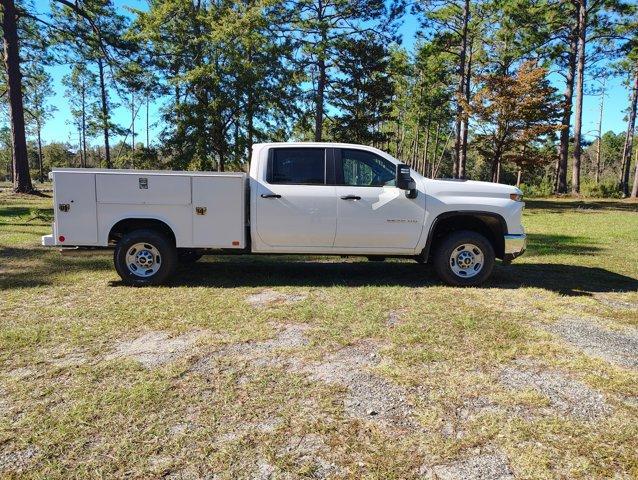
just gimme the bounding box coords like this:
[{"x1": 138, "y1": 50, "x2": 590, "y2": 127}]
[
  {"x1": 449, "y1": 243, "x2": 484, "y2": 278},
  {"x1": 125, "y1": 242, "x2": 161, "y2": 277}
]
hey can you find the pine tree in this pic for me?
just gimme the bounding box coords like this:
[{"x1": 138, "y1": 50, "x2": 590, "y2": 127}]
[
  {"x1": 330, "y1": 36, "x2": 394, "y2": 144},
  {"x1": 469, "y1": 61, "x2": 562, "y2": 183}
]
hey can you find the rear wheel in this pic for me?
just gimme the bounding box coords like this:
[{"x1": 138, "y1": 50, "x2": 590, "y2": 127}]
[
  {"x1": 114, "y1": 229, "x2": 177, "y2": 286},
  {"x1": 433, "y1": 230, "x2": 494, "y2": 287}
]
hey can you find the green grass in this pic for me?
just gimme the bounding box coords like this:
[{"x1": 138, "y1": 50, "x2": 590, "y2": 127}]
[{"x1": 1, "y1": 192, "x2": 637, "y2": 479}]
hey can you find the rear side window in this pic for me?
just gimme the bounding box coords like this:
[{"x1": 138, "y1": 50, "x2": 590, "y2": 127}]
[{"x1": 269, "y1": 148, "x2": 325, "y2": 185}]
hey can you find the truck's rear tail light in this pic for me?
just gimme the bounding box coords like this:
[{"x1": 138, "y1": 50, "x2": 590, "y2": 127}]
[
  {"x1": 59, "y1": 235, "x2": 65, "y2": 242},
  {"x1": 232, "y1": 241, "x2": 240, "y2": 246},
  {"x1": 510, "y1": 193, "x2": 523, "y2": 202}
]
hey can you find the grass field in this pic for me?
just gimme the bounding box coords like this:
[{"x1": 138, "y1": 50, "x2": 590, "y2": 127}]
[{"x1": 1, "y1": 192, "x2": 637, "y2": 479}]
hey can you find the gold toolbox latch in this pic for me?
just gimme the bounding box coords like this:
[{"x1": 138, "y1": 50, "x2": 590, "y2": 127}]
[
  {"x1": 195, "y1": 206, "x2": 207, "y2": 215},
  {"x1": 59, "y1": 203, "x2": 70, "y2": 212}
]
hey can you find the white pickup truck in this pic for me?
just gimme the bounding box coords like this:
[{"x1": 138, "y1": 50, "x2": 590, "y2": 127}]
[{"x1": 42, "y1": 142, "x2": 526, "y2": 286}]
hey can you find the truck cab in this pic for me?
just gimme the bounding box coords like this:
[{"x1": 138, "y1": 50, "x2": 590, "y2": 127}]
[{"x1": 42, "y1": 142, "x2": 527, "y2": 286}]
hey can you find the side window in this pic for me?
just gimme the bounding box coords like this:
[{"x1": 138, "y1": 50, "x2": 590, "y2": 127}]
[
  {"x1": 340, "y1": 149, "x2": 396, "y2": 187},
  {"x1": 269, "y1": 148, "x2": 326, "y2": 185}
]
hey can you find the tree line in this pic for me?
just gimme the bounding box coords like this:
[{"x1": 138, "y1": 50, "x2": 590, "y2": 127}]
[{"x1": 1, "y1": 0, "x2": 638, "y2": 197}]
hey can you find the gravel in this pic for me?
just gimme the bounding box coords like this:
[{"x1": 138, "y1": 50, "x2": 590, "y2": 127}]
[
  {"x1": 106, "y1": 330, "x2": 206, "y2": 368},
  {"x1": 500, "y1": 362, "x2": 609, "y2": 421},
  {"x1": 421, "y1": 453, "x2": 514, "y2": 480},
  {"x1": 0, "y1": 447, "x2": 37, "y2": 473},
  {"x1": 245, "y1": 289, "x2": 307, "y2": 308},
  {"x1": 298, "y1": 341, "x2": 416, "y2": 430},
  {"x1": 545, "y1": 317, "x2": 638, "y2": 369}
]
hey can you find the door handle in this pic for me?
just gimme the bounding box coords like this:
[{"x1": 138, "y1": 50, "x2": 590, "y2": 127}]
[
  {"x1": 261, "y1": 194, "x2": 281, "y2": 199},
  {"x1": 340, "y1": 195, "x2": 361, "y2": 200}
]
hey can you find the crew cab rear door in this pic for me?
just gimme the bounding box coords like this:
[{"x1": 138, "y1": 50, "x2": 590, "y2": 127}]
[
  {"x1": 333, "y1": 148, "x2": 425, "y2": 250},
  {"x1": 254, "y1": 147, "x2": 337, "y2": 248}
]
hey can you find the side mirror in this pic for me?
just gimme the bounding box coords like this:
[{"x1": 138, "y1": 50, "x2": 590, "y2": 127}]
[{"x1": 396, "y1": 163, "x2": 418, "y2": 199}]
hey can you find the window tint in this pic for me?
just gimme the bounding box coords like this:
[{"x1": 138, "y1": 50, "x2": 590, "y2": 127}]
[
  {"x1": 340, "y1": 149, "x2": 396, "y2": 187},
  {"x1": 270, "y1": 148, "x2": 325, "y2": 185}
]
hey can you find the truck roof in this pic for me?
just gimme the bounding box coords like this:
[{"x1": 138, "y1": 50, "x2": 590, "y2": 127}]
[{"x1": 253, "y1": 142, "x2": 381, "y2": 150}]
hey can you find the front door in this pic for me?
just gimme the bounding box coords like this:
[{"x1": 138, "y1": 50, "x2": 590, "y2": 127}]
[
  {"x1": 255, "y1": 147, "x2": 337, "y2": 248},
  {"x1": 333, "y1": 148, "x2": 425, "y2": 249}
]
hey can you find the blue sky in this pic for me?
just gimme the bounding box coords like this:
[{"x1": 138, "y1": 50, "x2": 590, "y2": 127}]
[{"x1": 34, "y1": 0, "x2": 631, "y2": 148}]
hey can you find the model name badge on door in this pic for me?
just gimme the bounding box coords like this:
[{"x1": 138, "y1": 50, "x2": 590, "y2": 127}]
[{"x1": 387, "y1": 219, "x2": 418, "y2": 223}]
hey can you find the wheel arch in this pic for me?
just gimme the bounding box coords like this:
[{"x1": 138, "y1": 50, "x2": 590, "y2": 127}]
[
  {"x1": 108, "y1": 217, "x2": 177, "y2": 246},
  {"x1": 421, "y1": 211, "x2": 507, "y2": 261}
]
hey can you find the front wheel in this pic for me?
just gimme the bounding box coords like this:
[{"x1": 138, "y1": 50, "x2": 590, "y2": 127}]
[
  {"x1": 114, "y1": 229, "x2": 177, "y2": 286},
  {"x1": 433, "y1": 230, "x2": 495, "y2": 287}
]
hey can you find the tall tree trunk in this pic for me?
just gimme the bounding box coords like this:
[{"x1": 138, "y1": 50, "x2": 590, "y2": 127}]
[
  {"x1": 430, "y1": 123, "x2": 441, "y2": 178},
  {"x1": 516, "y1": 168, "x2": 522, "y2": 187},
  {"x1": 631, "y1": 146, "x2": 638, "y2": 198},
  {"x1": 620, "y1": 69, "x2": 638, "y2": 196},
  {"x1": 631, "y1": 149, "x2": 638, "y2": 198},
  {"x1": 146, "y1": 93, "x2": 149, "y2": 148},
  {"x1": 2, "y1": 0, "x2": 33, "y2": 193},
  {"x1": 453, "y1": 0, "x2": 470, "y2": 179},
  {"x1": 459, "y1": 40, "x2": 473, "y2": 179},
  {"x1": 595, "y1": 79, "x2": 605, "y2": 184},
  {"x1": 131, "y1": 92, "x2": 135, "y2": 151},
  {"x1": 81, "y1": 82, "x2": 87, "y2": 167},
  {"x1": 37, "y1": 122, "x2": 43, "y2": 182},
  {"x1": 97, "y1": 58, "x2": 111, "y2": 168},
  {"x1": 314, "y1": 57, "x2": 326, "y2": 142},
  {"x1": 557, "y1": 26, "x2": 578, "y2": 194},
  {"x1": 422, "y1": 116, "x2": 431, "y2": 176},
  {"x1": 571, "y1": 0, "x2": 586, "y2": 194}
]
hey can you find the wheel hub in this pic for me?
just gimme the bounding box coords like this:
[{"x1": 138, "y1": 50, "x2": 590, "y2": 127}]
[
  {"x1": 125, "y1": 242, "x2": 161, "y2": 277},
  {"x1": 450, "y1": 243, "x2": 484, "y2": 278},
  {"x1": 135, "y1": 250, "x2": 155, "y2": 268},
  {"x1": 457, "y1": 250, "x2": 475, "y2": 268}
]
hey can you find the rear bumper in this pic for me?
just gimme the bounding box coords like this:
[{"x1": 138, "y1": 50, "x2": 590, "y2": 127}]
[
  {"x1": 42, "y1": 234, "x2": 56, "y2": 246},
  {"x1": 503, "y1": 234, "x2": 526, "y2": 262}
]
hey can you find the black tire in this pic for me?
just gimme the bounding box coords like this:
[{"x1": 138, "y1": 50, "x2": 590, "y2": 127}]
[
  {"x1": 177, "y1": 249, "x2": 203, "y2": 264},
  {"x1": 433, "y1": 230, "x2": 495, "y2": 287},
  {"x1": 114, "y1": 229, "x2": 177, "y2": 286}
]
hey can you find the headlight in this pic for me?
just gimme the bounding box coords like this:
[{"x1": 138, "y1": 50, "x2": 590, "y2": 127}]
[{"x1": 509, "y1": 193, "x2": 523, "y2": 202}]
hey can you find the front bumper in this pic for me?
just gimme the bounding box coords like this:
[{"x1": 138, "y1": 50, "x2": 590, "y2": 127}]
[{"x1": 503, "y1": 234, "x2": 527, "y2": 263}]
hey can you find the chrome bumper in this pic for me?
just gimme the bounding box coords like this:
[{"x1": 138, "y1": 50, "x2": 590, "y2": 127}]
[{"x1": 503, "y1": 234, "x2": 527, "y2": 262}]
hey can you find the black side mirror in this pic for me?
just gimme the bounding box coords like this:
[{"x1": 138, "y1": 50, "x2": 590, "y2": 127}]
[{"x1": 396, "y1": 163, "x2": 418, "y2": 199}]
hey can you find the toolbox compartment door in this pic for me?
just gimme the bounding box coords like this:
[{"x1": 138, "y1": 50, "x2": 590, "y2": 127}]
[
  {"x1": 192, "y1": 176, "x2": 245, "y2": 248},
  {"x1": 96, "y1": 173, "x2": 191, "y2": 205},
  {"x1": 53, "y1": 172, "x2": 98, "y2": 245}
]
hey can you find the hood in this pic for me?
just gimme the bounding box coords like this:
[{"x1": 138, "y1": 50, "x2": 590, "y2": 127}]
[{"x1": 424, "y1": 178, "x2": 521, "y2": 197}]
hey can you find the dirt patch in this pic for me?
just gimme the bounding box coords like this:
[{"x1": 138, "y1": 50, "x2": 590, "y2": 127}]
[
  {"x1": 298, "y1": 341, "x2": 416, "y2": 429},
  {"x1": 546, "y1": 317, "x2": 638, "y2": 369},
  {"x1": 281, "y1": 433, "x2": 343, "y2": 478},
  {"x1": 421, "y1": 453, "x2": 514, "y2": 480},
  {"x1": 196, "y1": 324, "x2": 311, "y2": 371},
  {"x1": 195, "y1": 325, "x2": 416, "y2": 430},
  {"x1": 106, "y1": 330, "x2": 207, "y2": 368},
  {"x1": 386, "y1": 310, "x2": 405, "y2": 327},
  {"x1": 593, "y1": 294, "x2": 638, "y2": 311},
  {"x1": 500, "y1": 362, "x2": 609, "y2": 421},
  {"x1": 246, "y1": 289, "x2": 307, "y2": 308},
  {"x1": 6, "y1": 367, "x2": 36, "y2": 379},
  {"x1": 50, "y1": 351, "x2": 87, "y2": 368},
  {"x1": 216, "y1": 417, "x2": 285, "y2": 443},
  {"x1": 0, "y1": 447, "x2": 37, "y2": 473}
]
